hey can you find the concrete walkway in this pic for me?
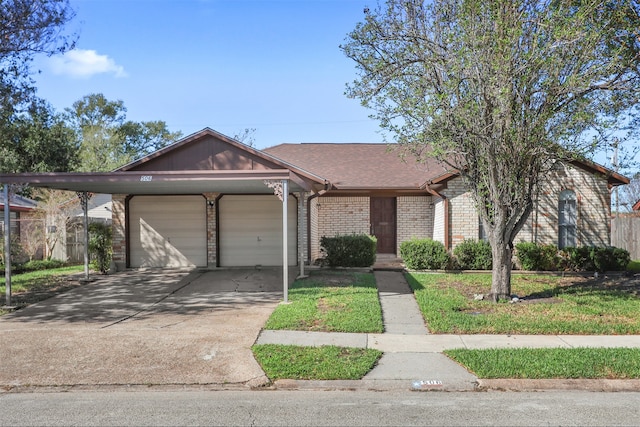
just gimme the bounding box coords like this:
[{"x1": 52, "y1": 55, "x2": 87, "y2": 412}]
[{"x1": 256, "y1": 270, "x2": 640, "y2": 392}]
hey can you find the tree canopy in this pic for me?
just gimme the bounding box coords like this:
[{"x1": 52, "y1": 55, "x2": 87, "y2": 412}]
[
  {"x1": 67, "y1": 93, "x2": 183, "y2": 172},
  {"x1": 342, "y1": 0, "x2": 640, "y2": 300},
  {"x1": 0, "y1": 98, "x2": 78, "y2": 173},
  {"x1": 0, "y1": 0, "x2": 77, "y2": 173}
]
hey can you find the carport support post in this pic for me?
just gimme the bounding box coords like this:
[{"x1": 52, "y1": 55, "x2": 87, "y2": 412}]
[
  {"x1": 78, "y1": 191, "x2": 90, "y2": 280},
  {"x1": 282, "y1": 179, "x2": 289, "y2": 303},
  {"x1": 3, "y1": 184, "x2": 11, "y2": 306}
]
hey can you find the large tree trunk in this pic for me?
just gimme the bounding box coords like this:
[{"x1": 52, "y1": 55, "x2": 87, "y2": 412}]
[{"x1": 490, "y1": 239, "x2": 513, "y2": 302}]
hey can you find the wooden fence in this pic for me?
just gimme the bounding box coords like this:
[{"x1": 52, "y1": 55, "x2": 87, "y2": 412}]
[{"x1": 611, "y1": 215, "x2": 640, "y2": 261}]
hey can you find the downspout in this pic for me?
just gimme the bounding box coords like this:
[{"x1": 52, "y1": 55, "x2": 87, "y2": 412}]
[{"x1": 426, "y1": 187, "x2": 450, "y2": 251}]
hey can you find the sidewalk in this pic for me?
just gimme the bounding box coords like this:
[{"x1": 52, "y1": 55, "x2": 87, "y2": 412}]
[{"x1": 255, "y1": 270, "x2": 640, "y2": 392}]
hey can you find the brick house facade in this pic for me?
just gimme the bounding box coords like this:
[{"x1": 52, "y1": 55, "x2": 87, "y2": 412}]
[{"x1": 3, "y1": 128, "x2": 628, "y2": 270}]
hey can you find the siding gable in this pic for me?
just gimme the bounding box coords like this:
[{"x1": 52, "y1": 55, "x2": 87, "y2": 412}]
[{"x1": 130, "y1": 134, "x2": 281, "y2": 172}]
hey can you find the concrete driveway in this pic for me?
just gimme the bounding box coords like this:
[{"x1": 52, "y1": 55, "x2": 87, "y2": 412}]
[{"x1": 0, "y1": 268, "x2": 291, "y2": 389}]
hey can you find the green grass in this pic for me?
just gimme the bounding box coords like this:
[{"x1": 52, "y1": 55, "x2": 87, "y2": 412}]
[
  {"x1": 445, "y1": 347, "x2": 640, "y2": 379},
  {"x1": 406, "y1": 272, "x2": 640, "y2": 334},
  {"x1": 252, "y1": 344, "x2": 382, "y2": 380},
  {"x1": 264, "y1": 271, "x2": 383, "y2": 333},
  {"x1": 0, "y1": 265, "x2": 85, "y2": 312},
  {"x1": 628, "y1": 260, "x2": 640, "y2": 272}
]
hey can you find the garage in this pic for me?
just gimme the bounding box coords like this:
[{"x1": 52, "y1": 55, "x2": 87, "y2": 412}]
[
  {"x1": 129, "y1": 195, "x2": 207, "y2": 268},
  {"x1": 219, "y1": 195, "x2": 297, "y2": 267}
]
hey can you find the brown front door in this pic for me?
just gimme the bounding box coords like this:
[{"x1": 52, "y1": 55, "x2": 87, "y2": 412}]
[{"x1": 370, "y1": 197, "x2": 396, "y2": 254}]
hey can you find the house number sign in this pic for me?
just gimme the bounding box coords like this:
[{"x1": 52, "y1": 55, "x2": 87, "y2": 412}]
[{"x1": 140, "y1": 175, "x2": 153, "y2": 182}]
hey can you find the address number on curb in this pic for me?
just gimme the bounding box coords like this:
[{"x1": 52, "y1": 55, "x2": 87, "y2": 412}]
[{"x1": 140, "y1": 175, "x2": 153, "y2": 182}]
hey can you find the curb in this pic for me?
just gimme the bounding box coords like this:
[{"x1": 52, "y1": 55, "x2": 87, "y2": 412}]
[
  {"x1": 477, "y1": 379, "x2": 640, "y2": 392},
  {"x1": 272, "y1": 379, "x2": 478, "y2": 392},
  {"x1": 271, "y1": 378, "x2": 640, "y2": 392}
]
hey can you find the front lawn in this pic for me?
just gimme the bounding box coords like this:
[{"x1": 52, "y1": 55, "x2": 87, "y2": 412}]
[
  {"x1": 263, "y1": 270, "x2": 383, "y2": 333},
  {"x1": 406, "y1": 273, "x2": 640, "y2": 334},
  {"x1": 0, "y1": 265, "x2": 86, "y2": 313},
  {"x1": 254, "y1": 270, "x2": 383, "y2": 381}
]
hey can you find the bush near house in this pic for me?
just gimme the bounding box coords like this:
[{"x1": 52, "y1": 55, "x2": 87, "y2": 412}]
[
  {"x1": 453, "y1": 239, "x2": 492, "y2": 270},
  {"x1": 514, "y1": 242, "x2": 560, "y2": 271},
  {"x1": 320, "y1": 234, "x2": 377, "y2": 267},
  {"x1": 88, "y1": 222, "x2": 112, "y2": 274},
  {"x1": 400, "y1": 238, "x2": 451, "y2": 270},
  {"x1": 516, "y1": 242, "x2": 630, "y2": 272}
]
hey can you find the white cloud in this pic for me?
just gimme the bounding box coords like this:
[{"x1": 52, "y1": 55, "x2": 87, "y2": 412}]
[{"x1": 49, "y1": 49, "x2": 127, "y2": 79}]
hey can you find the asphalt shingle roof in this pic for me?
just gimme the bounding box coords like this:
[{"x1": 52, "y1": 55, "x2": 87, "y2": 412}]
[{"x1": 264, "y1": 143, "x2": 449, "y2": 190}]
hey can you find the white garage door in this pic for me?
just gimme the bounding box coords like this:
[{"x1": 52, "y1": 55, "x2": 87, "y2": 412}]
[
  {"x1": 129, "y1": 195, "x2": 207, "y2": 268},
  {"x1": 219, "y1": 195, "x2": 297, "y2": 267}
]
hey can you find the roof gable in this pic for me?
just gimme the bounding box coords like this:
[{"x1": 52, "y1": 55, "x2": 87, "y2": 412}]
[{"x1": 119, "y1": 128, "x2": 285, "y2": 172}]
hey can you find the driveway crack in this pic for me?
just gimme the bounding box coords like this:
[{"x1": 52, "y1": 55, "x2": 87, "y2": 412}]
[{"x1": 100, "y1": 270, "x2": 205, "y2": 329}]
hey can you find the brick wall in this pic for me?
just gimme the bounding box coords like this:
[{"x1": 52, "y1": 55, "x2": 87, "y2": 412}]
[
  {"x1": 203, "y1": 192, "x2": 219, "y2": 267},
  {"x1": 111, "y1": 194, "x2": 127, "y2": 270},
  {"x1": 397, "y1": 196, "x2": 433, "y2": 253},
  {"x1": 515, "y1": 162, "x2": 611, "y2": 246},
  {"x1": 297, "y1": 192, "x2": 308, "y2": 266},
  {"x1": 309, "y1": 196, "x2": 320, "y2": 262},
  {"x1": 312, "y1": 196, "x2": 369, "y2": 262},
  {"x1": 441, "y1": 163, "x2": 611, "y2": 248},
  {"x1": 311, "y1": 195, "x2": 434, "y2": 261},
  {"x1": 443, "y1": 179, "x2": 478, "y2": 248}
]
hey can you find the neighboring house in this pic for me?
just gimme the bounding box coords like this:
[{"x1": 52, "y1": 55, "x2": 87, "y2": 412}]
[
  {"x1": 0, "y1": 128, "x2": 629, "y2": 270},
  {"x1": 633, "y1": 200, "x2": 640, "y2": 211},
  {"x1": 0, "y1": 194, "x2": 40, "y2": 261},
  {"x1": 0, "y1": 193, "x2": 38, "y2": 240}
]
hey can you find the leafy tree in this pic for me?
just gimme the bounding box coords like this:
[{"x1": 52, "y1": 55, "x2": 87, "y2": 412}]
[
  {"x1": 119, "y1": 120, "x2": 182, "y2": 159},
  {"x1": 0, "y1": 0, "x2": 76, "y2": 173},
  {"x1": 342, "y1": 0, "x2": 640, "y2": 301},
  {"x1": 0, "y1": 98, "x2": 78, "y2": 173},
  {"x1": 68, "y1": 93, "x2": 182, "y2": 171},
  {"x1": 30, "y1": 188, "x2": 79, "y2": 260},
  {"x1": 233, "y1": 127, "x2": 257, "y2": 147},
  {"x1": 67, "y1": 93, "x2": 127, "y2": 171},
  {"x1": 620, "y1": 172, "x2": 640, "y2": 211}
]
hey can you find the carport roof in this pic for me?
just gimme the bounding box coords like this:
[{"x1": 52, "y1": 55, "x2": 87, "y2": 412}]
[{"x1": 0, "y1": 169, "x2": 318, "y2": 195}]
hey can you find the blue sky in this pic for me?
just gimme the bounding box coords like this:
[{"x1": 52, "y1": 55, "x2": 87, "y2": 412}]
[{"x1": 34, "y1": 0, "x2": 387, "y2": 149}]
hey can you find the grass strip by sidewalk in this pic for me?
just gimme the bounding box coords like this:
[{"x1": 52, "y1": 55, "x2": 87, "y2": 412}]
[
  {"x1": 264, "y1": 271, "x2": 383, "y2": 333},
  {"x1": 445, "y1": 347, "x2": 640, "y2": 379},
  {"x1": 253, "y1": 344, "x2": 382, "y2": 380},
  {"x1": 406, "y1": 272, "x2": 640, "y2": 334}
]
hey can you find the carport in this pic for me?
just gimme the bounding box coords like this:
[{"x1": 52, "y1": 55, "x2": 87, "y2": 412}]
[{"x1": 1, "y1": 168, "x2": 325, "y2": 304}]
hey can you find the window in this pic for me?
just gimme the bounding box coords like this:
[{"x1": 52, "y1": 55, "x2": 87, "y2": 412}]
[
  {"x1": 558, "y1": 190, "x2": 576, "y2": 249},
  {"x1": 478, "y1": 217, "x2": 488, "y2": 241},
  {"x1": 0, "y1": 211, "x2": 19, "y2": 240}
]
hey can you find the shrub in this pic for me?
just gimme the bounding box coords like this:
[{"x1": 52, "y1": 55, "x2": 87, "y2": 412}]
[
  {"x1": 560, "y1": 246, "x2": 594, "y2": 271},
  {"x1": 88, "y1": 222, "x2": 112, "y2": 274},
  {"x1": 22, "y1": 259, "x2": 66, "y2": 272},
  {"x1": 515, "y1": 242, "x2": 559, "y2": 271},
  {"x1": 320, "y1": 234, "x2": 377, "y2": 267},
  {"x1": 522, "y1": 243, "x2": 630, "y2": 272},
  {"x1": 590, "y1": 246, "x2": 630, "y2": 273},
  {"x1": 453, "y1": 239, "x2": 492, "y2": 270},
  {"x1": 0, "y1": 236, "x2": 26, "y2": 266},
  {"x1": 400, "y1": 238, "x2": 450, "y2": 270}
]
